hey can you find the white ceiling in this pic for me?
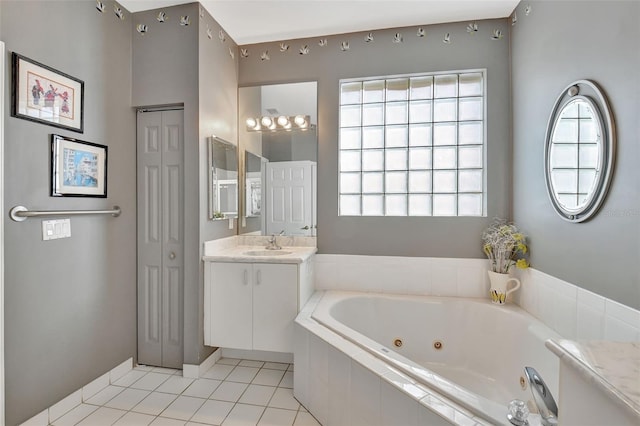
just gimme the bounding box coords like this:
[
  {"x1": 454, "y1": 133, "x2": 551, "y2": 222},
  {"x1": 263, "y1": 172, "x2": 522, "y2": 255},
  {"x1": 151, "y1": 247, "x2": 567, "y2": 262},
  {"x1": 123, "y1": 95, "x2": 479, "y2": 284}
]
[{"x1": 118, "y1": 0, "x2": 520, "y2": 45}]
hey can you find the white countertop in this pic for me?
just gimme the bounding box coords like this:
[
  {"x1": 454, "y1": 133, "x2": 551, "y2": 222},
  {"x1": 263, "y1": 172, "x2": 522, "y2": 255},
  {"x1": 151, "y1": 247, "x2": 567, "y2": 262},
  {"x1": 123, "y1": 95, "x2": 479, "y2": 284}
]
[
  {"x1": 546, "y1": 339, "x2": 640, "y2": 419},
  {"x1": 202, "y1": 245, "x2": 317, "y2": 264}
]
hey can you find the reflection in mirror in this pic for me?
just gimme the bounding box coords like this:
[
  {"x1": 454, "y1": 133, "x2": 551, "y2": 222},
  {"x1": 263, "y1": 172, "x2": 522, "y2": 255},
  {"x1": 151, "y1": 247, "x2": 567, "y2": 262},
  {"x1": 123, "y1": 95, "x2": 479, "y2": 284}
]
[
  {"x1": 208, "y1": 136, "x2": 238, "y2": 220},
  {"x1": 239, "y1": 82, "x2": 318, "y2": 236},
  {"x1": 243, "y1": 150, "x2": 265, "y2": 235},
  {"x1": 544, "y1": 80, "x2": 615, "y2": 222}
]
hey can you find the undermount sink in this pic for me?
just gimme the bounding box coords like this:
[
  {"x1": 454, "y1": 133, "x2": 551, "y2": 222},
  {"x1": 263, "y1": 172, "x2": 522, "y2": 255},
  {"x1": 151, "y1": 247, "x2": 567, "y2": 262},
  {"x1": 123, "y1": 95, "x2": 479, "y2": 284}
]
[{"x1": 243, "y1": 250, "x2": 293, "y2": 257}]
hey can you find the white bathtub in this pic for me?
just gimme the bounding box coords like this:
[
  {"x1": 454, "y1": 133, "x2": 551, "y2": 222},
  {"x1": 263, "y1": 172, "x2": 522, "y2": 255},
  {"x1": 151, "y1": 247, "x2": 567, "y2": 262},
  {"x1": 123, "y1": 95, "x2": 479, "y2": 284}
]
[{"x1": 295, "y1": 291, "x2": 561, "y2": 425}]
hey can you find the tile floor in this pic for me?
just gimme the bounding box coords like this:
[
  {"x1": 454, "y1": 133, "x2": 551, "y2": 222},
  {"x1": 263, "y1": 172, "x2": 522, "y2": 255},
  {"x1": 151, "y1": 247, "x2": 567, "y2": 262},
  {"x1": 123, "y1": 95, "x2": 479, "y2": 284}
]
[{"x1": 49, "y1": 358, "x2": 321, "y2": 426}]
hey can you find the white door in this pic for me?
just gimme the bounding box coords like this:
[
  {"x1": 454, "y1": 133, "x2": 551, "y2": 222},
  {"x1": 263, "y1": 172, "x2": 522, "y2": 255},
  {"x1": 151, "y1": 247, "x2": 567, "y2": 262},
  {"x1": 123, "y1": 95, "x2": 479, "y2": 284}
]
[
  {"x1": 265, "y1": 161, "x2": 315, "y2": 236},
  {"x1": 137, "y1": 109, "x2": 184, "y2": 368}
]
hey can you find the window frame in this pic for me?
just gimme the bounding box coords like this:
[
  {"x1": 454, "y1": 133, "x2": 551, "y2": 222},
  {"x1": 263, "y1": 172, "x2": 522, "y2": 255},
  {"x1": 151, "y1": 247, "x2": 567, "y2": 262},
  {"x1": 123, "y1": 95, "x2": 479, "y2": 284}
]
[{"x1": 338, "y1": 69, "x2": 488, "y2": 217}]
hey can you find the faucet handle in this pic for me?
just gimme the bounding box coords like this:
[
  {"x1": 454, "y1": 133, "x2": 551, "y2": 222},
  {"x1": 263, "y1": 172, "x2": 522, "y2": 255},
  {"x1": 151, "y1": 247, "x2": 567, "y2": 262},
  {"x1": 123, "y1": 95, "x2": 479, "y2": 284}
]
[{"x1": 507, "y1": 399, "x2": 530, "y2": 426}]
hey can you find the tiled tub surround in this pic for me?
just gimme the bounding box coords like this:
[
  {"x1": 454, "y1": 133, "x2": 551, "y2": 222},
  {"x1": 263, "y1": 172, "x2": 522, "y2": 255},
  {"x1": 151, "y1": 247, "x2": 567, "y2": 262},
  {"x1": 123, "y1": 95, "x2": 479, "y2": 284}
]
[
  {"x1": 314, "y1": 255, "x2": 640, "y2": 341},
  {"x1": 295, "y1": 291, "x2": 560, "y2": 425},
  {"x1": 313, "y1": 254, "x2": 640, "y2": 424}
]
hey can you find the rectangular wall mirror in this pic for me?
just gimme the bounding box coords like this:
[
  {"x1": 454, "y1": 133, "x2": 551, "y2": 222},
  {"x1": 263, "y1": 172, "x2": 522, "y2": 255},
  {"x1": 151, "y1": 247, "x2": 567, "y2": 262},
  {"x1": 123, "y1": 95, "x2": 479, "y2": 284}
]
[
  {"x1": 208, "y1": 136, "x2": 238, "y2": 220},
  {"x1": 238, "y1": 81, "x2": 318, "y2": 236}
]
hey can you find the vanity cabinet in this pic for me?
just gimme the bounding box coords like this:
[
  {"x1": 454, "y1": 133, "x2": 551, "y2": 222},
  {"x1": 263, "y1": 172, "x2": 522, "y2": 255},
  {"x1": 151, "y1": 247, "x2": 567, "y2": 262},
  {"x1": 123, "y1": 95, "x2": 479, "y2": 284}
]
[{"x1": 204, "y1": 258, "x2": 313, "y2": 353}]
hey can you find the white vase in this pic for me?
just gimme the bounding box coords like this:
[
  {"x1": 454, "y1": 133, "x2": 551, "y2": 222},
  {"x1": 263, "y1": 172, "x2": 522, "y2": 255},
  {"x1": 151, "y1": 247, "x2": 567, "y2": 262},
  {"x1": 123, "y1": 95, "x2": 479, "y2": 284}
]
[{"x1": 487, "y1": 270, "x2": 521, "y2": 304}]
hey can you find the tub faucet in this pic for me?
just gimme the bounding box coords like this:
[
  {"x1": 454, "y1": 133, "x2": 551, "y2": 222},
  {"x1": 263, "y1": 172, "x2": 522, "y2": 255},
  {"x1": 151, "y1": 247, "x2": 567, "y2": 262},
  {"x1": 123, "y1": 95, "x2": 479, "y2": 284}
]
[
  {"x1": 524, "y1": 367, "x2": 558, "y2": 426},
  {"x1": 265, "y1": 230, "x2": 285, "y2": 250}
]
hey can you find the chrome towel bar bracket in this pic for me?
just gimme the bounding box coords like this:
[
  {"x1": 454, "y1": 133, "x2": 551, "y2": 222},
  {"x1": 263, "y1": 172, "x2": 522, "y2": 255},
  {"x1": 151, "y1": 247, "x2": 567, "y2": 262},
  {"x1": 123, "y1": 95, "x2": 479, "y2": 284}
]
[{"x1": 9, "y1": 205, "x2": 121, "y2": 222}]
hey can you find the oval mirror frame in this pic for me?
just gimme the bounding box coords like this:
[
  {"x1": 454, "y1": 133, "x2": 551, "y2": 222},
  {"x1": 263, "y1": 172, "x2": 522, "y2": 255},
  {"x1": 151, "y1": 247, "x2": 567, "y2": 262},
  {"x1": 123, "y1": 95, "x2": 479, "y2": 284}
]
[{"x1": 544, "y1": 80, "x2": 615, "y2": 223}]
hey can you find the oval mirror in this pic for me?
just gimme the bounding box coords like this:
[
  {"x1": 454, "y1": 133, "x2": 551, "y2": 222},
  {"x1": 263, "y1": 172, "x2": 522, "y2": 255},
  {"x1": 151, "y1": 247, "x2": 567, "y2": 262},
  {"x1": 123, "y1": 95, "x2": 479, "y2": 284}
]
[{"x1": 544, "y1": 80, "x2": 615, "y2": 222}]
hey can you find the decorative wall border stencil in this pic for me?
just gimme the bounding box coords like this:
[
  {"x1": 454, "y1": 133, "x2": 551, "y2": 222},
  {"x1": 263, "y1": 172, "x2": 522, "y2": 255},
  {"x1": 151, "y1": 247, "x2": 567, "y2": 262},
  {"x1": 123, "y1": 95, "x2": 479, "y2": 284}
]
[
  {"x1": 416, "y1": 27, "x2": 425, "y2": 37},
  {"x1": 114, "y1": 5, "x2": 124, "y2": 20},
  {"x1": 279, "y1": 43, "x2": 289, "y2": 52},
  {"x1": 219, "y1": 30, "x2": 226, "y2": 42},
  {"x1": 393, "y1": 33, "x2": 403, "y2": 43},
  {"x1": 96, "y1": 1, "x2": 105, "y2": 13},
  {"x1": 466, "y1": 22, "x2": 478, "y2": 34},
  {"x1": 51, "y1": 134, "x2": 108, "y2": 198},
  {"x1": 240, "y1": 48, "x2": 248, "y2": 58},
  {"x1": 11, "y1": 52, "x2": 84, "y2": 133},
  {"x1": 299, "y1": 45, "x2": 310, "y2": 55},
  {"x1": 319, "y1": 39, "x2": 327, "y2": 47},
  {"x1": 365, "y1": 32, "x2": 374, "y2": 42},
  {"x1": 261, "y1": 51, "x2": 270, "y2": 61},
  {"x1": 229, "y1": 47, "x2": 235, "y2": 59},
  {"x1": 512, "y1": 12, "x2": 518, "y2": 26},
  {"x1": 199, "y1": 6, "x2": 205, "y2": 18},
  {"x1": 443, "y1": 33, "x2": 451, "y2": 43},
  {"x1": 491, "y1": 29, "x2": 503, "y2": 40},
  {"x1": 180, "y1": 15, "x2": 190, "y2": 26},
  {"x1": 207, "y1": 27, "x2": 213, "y2": 39},
  {"x1": 136, "y1": 24, "x2": 148, "y2": 35},
  {"x1": 525, "y1": 4, "x2": 532, "y2": 15},
  {"x1": 157, "y1": 11, "x2": 167, "y2": 22},
  {"x1": 340, "y1": 41, "x2": 350, "y2": 51}
]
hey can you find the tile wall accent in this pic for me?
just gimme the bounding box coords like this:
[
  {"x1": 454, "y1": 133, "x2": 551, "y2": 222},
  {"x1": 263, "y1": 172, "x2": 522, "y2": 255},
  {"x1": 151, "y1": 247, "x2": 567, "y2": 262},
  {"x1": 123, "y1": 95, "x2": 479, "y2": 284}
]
[
  {"x1": 315, "y1": 254, "x2": 489, "y2": 298},
  {"x1": 314, "y1": 254, "x2": 640, "y2": 341},
  {"x1": 20, "y1": 358, "x2": 133, "y2": 426},
  {"x1": 514, "y1": 268, "x2": 640, "y2": 341},
  {"x1": 183, "y1": 348, "x2": 221, "y2": 379}
]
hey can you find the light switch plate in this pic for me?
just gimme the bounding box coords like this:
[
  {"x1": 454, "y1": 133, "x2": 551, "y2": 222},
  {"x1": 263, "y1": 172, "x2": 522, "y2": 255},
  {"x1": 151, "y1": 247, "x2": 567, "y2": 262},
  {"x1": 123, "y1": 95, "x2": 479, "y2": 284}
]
[
  {"x1": 228, "y1": 218, "x2": 234, "y2": 230},
  {"x1": 42, "y1": 219, "x2": 71, "y2": 240}
]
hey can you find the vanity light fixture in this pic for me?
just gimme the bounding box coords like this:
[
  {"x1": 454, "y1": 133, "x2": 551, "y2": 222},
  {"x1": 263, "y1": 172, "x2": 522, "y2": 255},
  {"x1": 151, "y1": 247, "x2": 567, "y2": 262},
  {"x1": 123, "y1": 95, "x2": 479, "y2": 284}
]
[{"x1": 245, "y1": 115, "x2": 312, "y2": 132}]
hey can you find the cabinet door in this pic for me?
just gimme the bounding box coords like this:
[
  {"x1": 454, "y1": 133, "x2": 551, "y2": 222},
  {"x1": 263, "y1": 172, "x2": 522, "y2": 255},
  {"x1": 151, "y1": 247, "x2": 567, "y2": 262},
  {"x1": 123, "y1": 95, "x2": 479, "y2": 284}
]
[
  {"x1": 210, "y1": 262, "x2": 252, "y2": 350},
  {"x1": 252, "y1": 263, "x2": 298, "y2": 352}
]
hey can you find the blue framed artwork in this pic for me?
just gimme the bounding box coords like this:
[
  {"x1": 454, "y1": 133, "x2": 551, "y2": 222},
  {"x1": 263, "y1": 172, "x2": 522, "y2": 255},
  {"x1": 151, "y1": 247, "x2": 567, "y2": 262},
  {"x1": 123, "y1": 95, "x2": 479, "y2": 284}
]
[{"x1": 51, "y1": 134, "x2": 107, "y2": 197}]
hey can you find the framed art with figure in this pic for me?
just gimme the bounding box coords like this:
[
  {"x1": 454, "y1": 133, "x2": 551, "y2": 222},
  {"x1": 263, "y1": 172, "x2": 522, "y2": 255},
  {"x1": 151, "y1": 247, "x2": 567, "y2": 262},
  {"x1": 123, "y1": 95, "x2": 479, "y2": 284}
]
[
  {"x1": 11, "y1": 52, "x2": 84, "y2": 133},
  {"x1": 51, "y1": 134, "x2": 107, "y2": 197}
]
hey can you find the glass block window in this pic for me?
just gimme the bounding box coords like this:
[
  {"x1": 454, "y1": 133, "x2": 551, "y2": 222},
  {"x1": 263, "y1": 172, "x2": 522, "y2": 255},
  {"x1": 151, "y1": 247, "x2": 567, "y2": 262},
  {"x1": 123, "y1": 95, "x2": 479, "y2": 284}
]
[{"x1": 339, "y1": 71, "x2": 486, "y2": 216}]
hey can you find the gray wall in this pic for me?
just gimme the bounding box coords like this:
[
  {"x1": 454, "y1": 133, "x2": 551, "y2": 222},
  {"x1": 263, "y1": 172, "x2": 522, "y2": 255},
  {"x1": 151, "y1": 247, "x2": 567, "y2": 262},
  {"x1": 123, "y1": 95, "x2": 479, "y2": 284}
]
[
  {"x1": 511, "y1": 1, "x2": 640, "y2": 309},
  {"x1": 0, "y1": 1, "x2": 136, "y2": 424},
  {"x1": 132, "y1": 2, "x2": 239, "y2": 365},
  {"x1": 239, "y1": 19, "x2": 512, "y2": 258},
  {"x1": 197, "y1": 5, "x2": 239, "y2": 364}
]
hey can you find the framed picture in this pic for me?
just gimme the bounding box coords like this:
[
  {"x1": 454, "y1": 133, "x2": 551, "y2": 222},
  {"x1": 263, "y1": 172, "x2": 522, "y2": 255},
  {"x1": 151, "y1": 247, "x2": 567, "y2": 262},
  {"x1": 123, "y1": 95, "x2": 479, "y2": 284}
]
[
  {"x1": 51, "y1": 134, "x2": 107, "y2": 197},
  {"x1": 12, "y1": 52, "x2": 84, "y2": 133}
]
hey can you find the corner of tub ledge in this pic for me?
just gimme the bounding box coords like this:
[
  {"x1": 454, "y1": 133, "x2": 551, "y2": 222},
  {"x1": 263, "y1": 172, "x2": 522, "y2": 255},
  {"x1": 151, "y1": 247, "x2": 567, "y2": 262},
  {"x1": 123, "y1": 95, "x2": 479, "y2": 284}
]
[{"x1": 547, "y1": 339, "x2": 640, "y2": 418}]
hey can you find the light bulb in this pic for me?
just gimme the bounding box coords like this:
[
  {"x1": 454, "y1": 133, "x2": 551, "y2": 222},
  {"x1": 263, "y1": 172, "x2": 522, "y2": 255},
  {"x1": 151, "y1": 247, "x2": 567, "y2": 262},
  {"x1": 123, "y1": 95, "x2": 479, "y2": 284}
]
[
  {"x1": 294, "y1": 115, "x2": 308, "y2": 128},
  {"x1": 260, "y1": 116, "x2": 273, "y2": 127},
  {"x1": 245, "y1": 117, "x2": 257, "y2": 128},
  {"x1": 277, "y1": 116, "x2": 290, "y2": 127}
]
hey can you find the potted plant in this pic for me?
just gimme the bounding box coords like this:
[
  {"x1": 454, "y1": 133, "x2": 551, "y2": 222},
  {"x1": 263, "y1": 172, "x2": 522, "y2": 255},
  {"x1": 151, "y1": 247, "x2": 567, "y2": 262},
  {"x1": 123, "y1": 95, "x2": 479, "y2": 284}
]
[{"x1": 482, "y1": 218, "x2": 529, "y2": 304}]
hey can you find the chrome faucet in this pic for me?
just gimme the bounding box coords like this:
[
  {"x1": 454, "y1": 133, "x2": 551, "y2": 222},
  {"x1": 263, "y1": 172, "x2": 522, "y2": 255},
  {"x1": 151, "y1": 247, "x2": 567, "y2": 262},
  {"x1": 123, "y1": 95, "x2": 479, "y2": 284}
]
[
  {"x1": 265, "y1": 230, "x2": 285, "y2": 250},
  {"x1": 524, "y1": 367, "x2": 558, "y2": 426}
]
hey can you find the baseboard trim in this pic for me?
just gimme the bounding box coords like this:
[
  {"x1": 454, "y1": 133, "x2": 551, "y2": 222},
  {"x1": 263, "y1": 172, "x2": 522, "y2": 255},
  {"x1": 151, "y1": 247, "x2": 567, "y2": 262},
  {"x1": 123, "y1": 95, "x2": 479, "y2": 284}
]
[
  {"x1": 182, "y1": 348, "x2": 221, "y2": 379},
  {"x1": 221, "y1": 348, "x2": 293, "y2": 364},
  {"x1": 20, "y1": 357, "x2": 133, "y2": 426}
]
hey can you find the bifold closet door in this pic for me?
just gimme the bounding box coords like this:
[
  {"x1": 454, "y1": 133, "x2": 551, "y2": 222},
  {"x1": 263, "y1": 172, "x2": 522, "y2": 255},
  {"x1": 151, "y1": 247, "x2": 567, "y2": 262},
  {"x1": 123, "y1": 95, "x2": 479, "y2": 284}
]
[{"x1": 137, "y1": 109, "x2": 184, "y2": 368}]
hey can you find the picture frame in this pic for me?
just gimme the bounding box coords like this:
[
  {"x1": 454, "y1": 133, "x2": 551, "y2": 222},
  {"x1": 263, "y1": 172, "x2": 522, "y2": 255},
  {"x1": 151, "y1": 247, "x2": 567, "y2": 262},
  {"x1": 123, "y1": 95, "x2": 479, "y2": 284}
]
[
  {"x1": 12, "y1": 52, "x2": 84, "y2": 133},
  {"x1": 51, "y1": 134, "x2": 107, "y2": 198}
]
